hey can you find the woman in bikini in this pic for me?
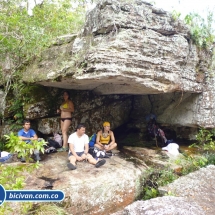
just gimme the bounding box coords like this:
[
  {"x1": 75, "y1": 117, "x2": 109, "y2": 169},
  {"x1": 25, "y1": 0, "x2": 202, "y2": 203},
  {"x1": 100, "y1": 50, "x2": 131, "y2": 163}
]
[{"x1": 57, "y1": 91, "x2": 74, "y2": 151}]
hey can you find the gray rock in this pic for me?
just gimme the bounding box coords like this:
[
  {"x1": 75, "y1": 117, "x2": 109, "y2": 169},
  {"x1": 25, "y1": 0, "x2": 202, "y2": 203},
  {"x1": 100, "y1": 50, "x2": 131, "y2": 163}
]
[
  {"x1": 20, "y1": 0, "x2": 215, "y2": 130},
  {"x1": 22, "y1": 152, "x2": 145, "y2": 215},
  {"x1": 111, "y1": 196, "x2": 205, "y2": 215},
  {"x1": 159, "y1": 165, "x2": 215, "y2": 215}
]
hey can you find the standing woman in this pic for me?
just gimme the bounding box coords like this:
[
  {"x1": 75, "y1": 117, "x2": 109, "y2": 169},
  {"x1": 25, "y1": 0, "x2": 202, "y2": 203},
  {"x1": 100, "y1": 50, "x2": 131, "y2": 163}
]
[{"x1": 57, "y1": 91, "x2": 74, "y2": 151}]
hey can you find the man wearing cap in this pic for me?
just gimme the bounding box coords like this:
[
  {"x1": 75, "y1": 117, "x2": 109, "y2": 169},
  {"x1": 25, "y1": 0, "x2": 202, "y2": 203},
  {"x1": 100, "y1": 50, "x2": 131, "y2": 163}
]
[{"x1": 94, "y1": 121, "x2": 117, "y2": 154}]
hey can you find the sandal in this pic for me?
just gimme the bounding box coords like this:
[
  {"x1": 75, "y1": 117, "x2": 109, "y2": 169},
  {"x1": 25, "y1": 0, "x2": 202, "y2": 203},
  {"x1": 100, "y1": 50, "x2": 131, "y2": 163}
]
[
  {"x1": 95, "y1": 159, "x2": 106, "y2": 168},
  {"x1": 57, "y1": 147, "x2": 68, "y2": 152},
  {"x1": 67, "y1": 163, "x2": 77, "y2": 170}
]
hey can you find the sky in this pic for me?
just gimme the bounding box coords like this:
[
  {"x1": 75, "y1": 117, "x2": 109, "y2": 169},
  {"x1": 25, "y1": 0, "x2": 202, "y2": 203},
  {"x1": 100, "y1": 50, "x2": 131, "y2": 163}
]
[
  {"x1": 153, "y1": 0, "x2": 215, "y2": 19},
  {"x1": 27, "y1": 0, "x2": 215, "y2": 15},
  {"x1": 27, "y1": 0, "x2": 215, "y2": 24}
]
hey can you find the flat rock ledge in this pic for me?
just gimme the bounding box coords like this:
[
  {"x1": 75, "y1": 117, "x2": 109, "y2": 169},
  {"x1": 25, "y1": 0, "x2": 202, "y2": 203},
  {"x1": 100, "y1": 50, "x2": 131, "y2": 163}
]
[
  {"x1": 22, "y1": 152, "x2": 146, "y2": 215},
  {"x1": 122, "y1": 146, "x2": 183, "y2": 172}
]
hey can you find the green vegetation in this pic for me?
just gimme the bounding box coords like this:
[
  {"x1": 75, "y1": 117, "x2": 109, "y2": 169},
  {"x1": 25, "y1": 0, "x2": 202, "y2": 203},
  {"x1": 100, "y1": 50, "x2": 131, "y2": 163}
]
[
  {"x1": 175, "y1": 153, "x2": 209, "y2": 175},
  {"x1": 184, "y1": 12, "x2": 214, "y2": 48},
  {"x1": 142, "y1": 168, "x2": 178, "y2": 200},
  {"x1": 0, "y1": 0, "x2": 84, "y2": 65},
  {"x1": 0, "y1": 132, "x2": 47, "y2": 214},
  {"x1": 6, "y1": 83, "x2": 36, "y2": 130},
  {"x1": 0, "y1": 0, "x2": 85, "y2": 122},
  {"x1": 4, "y1": 132, "x2": 46, "y2": 162},
  {"x1": 0, "y1": 138, "x2": 5, "y2": 151},
  {"x1": 190, "y1": 127, "x2": 215, "y2": 151},
  {"x1": 171, "y1": 9, "x2": 215, "y2": 48},
  {"x1": 0, "y1": 162, "x2": 40, "y2": 214},
  {"x1": 5, "y1": 84, "x2": 59, "y2": 131},
  {"x1": 142, "y1": 150, "x2": 215, "y2": 200},
  {"x1": 28, "y1": 203, "x2": 68, "y2": 215},
  {"x1": 171, "y1": 10, "x2": 181, "y2": 21}
]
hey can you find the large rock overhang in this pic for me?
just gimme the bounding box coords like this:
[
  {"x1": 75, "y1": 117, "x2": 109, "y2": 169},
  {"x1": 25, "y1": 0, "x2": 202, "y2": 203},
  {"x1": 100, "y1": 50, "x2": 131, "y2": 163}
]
[
  {"x1": 22, "y1": 0, "x2": 211, "y2": 96},
  {"x1": 21, "y1": 0, "x2": 215, "y2": 129}
]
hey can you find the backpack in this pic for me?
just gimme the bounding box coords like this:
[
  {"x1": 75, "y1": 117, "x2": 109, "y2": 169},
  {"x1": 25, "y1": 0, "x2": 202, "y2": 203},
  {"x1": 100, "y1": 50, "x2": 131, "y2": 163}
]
[
  {"x1": 53, "y1": 133, "x2": 62, "y2": 147},
  {"x1": 89, "y1": 133, "x2": 97, "y2": 147},
  {"x1": 47, "y1": 139, "x2": 61, "y2": 149}
]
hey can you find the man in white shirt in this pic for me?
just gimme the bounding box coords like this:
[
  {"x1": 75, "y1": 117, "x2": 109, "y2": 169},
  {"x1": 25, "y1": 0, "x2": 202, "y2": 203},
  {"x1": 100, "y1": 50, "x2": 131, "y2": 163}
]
[{"x1": 67, "y1": 124, "x2": 106, "y2": 170}]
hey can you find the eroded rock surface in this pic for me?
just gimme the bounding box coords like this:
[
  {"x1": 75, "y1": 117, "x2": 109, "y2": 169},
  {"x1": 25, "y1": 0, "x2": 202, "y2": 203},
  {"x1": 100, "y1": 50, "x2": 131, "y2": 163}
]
[
  {"x1": 111, "y1": 196, "x2": 205, "y2": 215},
  {"x1": 23, "y1": 152, "x2": 146, "y2": 215},
  {"x1": 20, "y1": 0, "x2": 215, "y2": 131},
  {"x1": 159, "y1": 165, "x2": 215, "y2": 215},
  {"x1": 112, "y1": 165, "x2": 215, "y2": 215},
  {"x1": 122, "y1": 146, "x2": 183, "y2": 172},
  {"x1": 24, "y1": 0, "x2": 211, "y2": 96}
]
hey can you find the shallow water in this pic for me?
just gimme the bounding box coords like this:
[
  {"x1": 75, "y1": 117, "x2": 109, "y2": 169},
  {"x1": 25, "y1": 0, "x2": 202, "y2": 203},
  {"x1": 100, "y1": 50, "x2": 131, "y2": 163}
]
[{"x1": 179, "y1": 144, "x2": 200, "y2": 155}]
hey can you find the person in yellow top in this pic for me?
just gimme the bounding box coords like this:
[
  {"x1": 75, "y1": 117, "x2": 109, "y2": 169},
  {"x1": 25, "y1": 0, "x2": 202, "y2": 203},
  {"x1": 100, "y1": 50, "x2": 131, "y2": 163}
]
[
  {"x1": 57, "y1": 91, "x2": 74, "y2": 151},
  {"x1": 94, "y1": 122, "x2": 117, "y2": 154}
]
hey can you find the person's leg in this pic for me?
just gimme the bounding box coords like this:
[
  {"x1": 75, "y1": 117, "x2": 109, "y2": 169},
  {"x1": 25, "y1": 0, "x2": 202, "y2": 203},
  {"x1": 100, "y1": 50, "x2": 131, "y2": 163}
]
[
  {"x1": 86, "y1": 153, "x2": 106, "y2": 168},
  {"x1": 80, "y1": 153, "x2": 87, "y2": 160},
  {"x1": 61, "y1": 119, "x2": 71, "y2": 149},
  {"x1": 67, "y1": 154, "x2": 77, "y2": 170},
  {"x1": 86, "y1": 154, "x2": 96, "y2": 164},
  {"x1": 34, "y1": 149, "x2": 41, "y2": 161},
  {"x1": 106, "y1": 143, "x2": 117, "y2": 151},
  {"x1": 29, "y1": 141, "x2": 41, "y2": 161},
  {"x1": 94, "y1": 143, "x2": 105, "y2": 150}
]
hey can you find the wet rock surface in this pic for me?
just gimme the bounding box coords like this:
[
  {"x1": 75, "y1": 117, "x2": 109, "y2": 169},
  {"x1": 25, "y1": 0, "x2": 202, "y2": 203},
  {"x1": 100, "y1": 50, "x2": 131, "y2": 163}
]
[{"x1": 122, "y1": 146, "x2": 183, "y2": 172}]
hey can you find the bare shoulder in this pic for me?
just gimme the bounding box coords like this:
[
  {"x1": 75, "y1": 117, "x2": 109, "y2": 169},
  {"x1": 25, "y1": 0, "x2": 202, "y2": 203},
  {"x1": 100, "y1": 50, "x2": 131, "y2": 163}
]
[
  {"x1": 68, "y1": 100, "x2": 74, "y2": 105},
  {"x1": 97, "y1": 130, "x2": 102, "y2": 135},
  {"x1": 110, "y1": 130, "x2": 114, "y2": 135}
]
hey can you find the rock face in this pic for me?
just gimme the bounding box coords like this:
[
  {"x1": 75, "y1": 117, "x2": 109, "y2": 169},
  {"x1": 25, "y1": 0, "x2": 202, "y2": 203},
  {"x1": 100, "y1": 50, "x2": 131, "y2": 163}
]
[
  {"x1": 112, "y1": 196, "x2": 205, "y2": 215},
  {"x1": 19, "y1": 0, "x2": 215, "y2": 131},
  {"x1": 158, "y1": 165, "x2": 215, "y2": 215},
  {"x1": 24, "y1": 90, "x2": 132, "y2": 136},
  {"x1": 122, "y1": 146, "x2": 183, "y2": 172},
  {"x1": 112, "y1": 165, "x2": 215, "y2": 215},
  {"x1": 24, "y1": 0, "x2": 210, "y2": 95},
  {"x1": 23, "y1": 152, "x2": 145, "y2": 215}
]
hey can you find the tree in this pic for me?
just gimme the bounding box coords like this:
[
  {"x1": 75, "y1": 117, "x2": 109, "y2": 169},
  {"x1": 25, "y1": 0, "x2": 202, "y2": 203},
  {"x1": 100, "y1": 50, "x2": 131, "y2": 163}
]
[{"x1": 0, "y1": 0, "x2": 85, "y2": 122}]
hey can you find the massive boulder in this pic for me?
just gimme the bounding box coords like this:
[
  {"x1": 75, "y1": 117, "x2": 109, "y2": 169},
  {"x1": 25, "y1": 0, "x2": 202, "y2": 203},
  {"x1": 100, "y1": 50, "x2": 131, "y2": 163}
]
[
  {"x1": 111, "y1": 196, "x2": 205, "y2": 215},
  {"x1": 159, "y1": 165, "x2": 215, "y2": 215},
  {"x1": 20, "y1": 0, "x2": 215, "y2": 131},
  {"x1": 112, "y1": 165, "x2": 215, "y2": 215},
  {"x1": 22, "y1": 152, "x2": 145, "y2": 215},
  {"x1": 24, "y1": 0, "x2": 210, "y2": 95}
]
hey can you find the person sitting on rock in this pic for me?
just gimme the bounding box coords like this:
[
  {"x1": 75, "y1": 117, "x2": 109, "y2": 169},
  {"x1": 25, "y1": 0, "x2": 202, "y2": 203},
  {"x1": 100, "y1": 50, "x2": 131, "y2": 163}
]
[
  {"x1": 18, "y1": 119, "x2": 41, "y2": 162},
  {"x1": 67, "y1": 124, "x2": 106, "y2": 170},
  {"x1": 94, "y1": 121, "x2": 117, "y2": 155}
]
